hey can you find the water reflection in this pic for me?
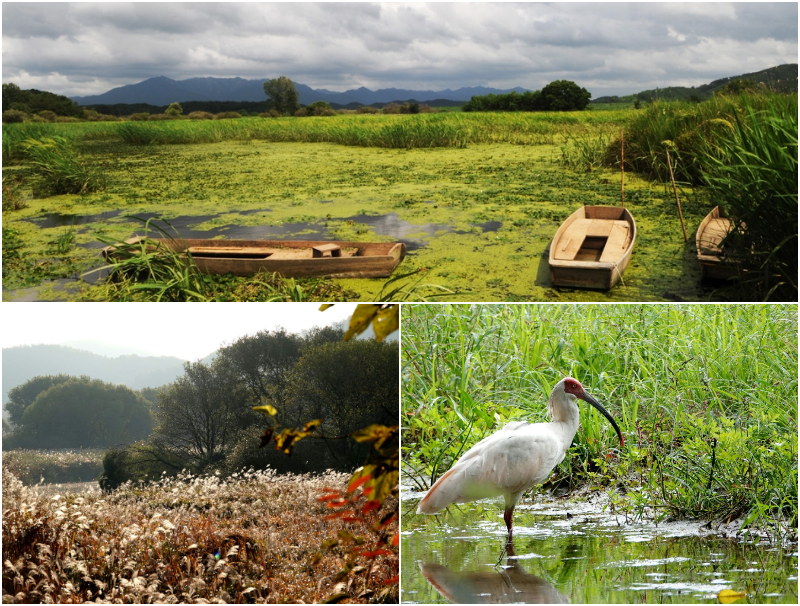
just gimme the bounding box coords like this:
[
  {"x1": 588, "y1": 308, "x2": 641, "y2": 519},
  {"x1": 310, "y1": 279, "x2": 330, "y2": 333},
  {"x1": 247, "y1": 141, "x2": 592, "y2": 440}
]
[
  {"x1": 421, "y1": 539, "x2": 569, "y2": 604},
  {"x1": 402, "y1": 497, "x2": 797, "y2": 604}
]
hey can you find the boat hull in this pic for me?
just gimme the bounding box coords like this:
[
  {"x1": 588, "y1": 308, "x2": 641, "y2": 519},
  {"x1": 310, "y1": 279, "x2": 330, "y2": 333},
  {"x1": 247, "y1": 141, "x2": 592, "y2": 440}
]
[
  {"x1": 548, "y1": 206, "x2": 636, "y2": 290},
  {"x1": 104, "y1": 238, "x2": 406, "y2": 278},
  {"x1": 696, "y1": 206, "x2": 738, "y2": 281}
]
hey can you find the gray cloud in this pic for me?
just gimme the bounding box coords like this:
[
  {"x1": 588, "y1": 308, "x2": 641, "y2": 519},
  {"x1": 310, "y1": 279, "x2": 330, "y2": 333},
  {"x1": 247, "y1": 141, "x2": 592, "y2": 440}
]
[{"x1": 3, "y1": 2, "x2": 797, "y2": 98}]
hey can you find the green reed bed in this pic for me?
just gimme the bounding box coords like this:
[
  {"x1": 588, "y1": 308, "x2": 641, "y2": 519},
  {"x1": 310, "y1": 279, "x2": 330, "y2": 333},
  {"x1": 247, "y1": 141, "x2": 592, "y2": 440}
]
[
  {"x1": 402, "y1": 304, "x2": 798, "y2": 541},
  {"x1": 3, "y1": 110, "x2": 634, "y2": 158}
]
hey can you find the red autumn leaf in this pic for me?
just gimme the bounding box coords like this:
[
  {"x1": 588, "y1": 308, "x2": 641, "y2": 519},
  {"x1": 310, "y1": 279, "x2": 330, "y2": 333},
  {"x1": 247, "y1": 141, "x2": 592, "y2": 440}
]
[
  {"x1": 391, "y1": 532, "x2": 399, "y2": 546},
  {"x1": 341, "y1": 516, "x2": 359, "y2": 522},
  {"x1": 362, "y1": 500, "x2": 380, "y2": 514},
  {"x1": 385, "y1": 575, "x2": 399, "y2": 585},
  {"x1": 324, "y1": 512, "x2": 346, "y2": 520},
  {"x1": 326, "y1": 499, "x2": 348, "y2": 508},
  {"x1": 347, "y1": 474, "x2": 371, "y2": 493},
  {"x1": 362, "y1": 486, "x2": 375, "y2": 496},
  {"x1": 317, "y1": 494, "x2": 341, "y2": 502}
]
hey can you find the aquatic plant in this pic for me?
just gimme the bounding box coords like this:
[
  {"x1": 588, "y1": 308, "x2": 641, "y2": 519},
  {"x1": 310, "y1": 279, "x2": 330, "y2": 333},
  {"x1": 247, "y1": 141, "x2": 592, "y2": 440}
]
[{"x1": 21, "y1": 136, "x2": 102, "y2": 196}]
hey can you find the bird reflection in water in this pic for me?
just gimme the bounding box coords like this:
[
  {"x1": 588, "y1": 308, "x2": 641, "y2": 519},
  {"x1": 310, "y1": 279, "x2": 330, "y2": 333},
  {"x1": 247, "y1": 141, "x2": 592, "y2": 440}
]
[{"x1": 420, "y1": 539, "x2": 569, "y2": 604}]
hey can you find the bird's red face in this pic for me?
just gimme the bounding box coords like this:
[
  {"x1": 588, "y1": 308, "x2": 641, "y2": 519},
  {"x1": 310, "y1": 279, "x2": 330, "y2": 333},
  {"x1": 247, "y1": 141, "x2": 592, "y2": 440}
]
[{"x1": 562, "y1": 378, "x2": 586, "y2": 400}]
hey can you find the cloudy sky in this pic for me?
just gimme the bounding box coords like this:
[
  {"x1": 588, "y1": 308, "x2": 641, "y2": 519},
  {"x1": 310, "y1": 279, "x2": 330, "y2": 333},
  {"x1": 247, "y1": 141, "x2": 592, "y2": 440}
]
[
  {"x1": 1, "y1": 303, "x2": 369, "y2": 360},
  {"x1": 3, "y1": 2, "x2": 796, "y2": 99}
]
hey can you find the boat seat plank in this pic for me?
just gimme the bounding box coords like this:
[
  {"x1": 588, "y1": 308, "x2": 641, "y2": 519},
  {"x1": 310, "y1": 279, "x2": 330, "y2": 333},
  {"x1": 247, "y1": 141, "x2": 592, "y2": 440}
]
[
  {"x1": 599, "y1": 221, "x2": 630, "y2": 263},
  {"x1": 585, "y1": 220, "x2": 613, "y2": 238},
  {"x1": 312, "y1": 243, "x2": 342, "y2": 258},
  {"x1": 553, "y1": 219, "x2": 591, "y2": 260}
]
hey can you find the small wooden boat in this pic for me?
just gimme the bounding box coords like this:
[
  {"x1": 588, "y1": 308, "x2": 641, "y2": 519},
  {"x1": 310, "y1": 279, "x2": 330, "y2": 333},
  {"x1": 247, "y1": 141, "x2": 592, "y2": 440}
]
[
  {"x1": 696, "y1": 206, "x2": 739, "y2": 281},
  {"x1": 549, "y1": 206, "x2": 636, "y2": 290},
  {"x1": 103, "y1": 237, "x2": 406, "y2": 278}
]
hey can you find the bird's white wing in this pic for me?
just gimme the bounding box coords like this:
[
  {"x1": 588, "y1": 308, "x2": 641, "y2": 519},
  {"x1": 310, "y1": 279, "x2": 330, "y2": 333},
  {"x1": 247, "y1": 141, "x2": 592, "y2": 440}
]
[{"x1": 417, "y1": 422, "x2": 565, "y2": 514}]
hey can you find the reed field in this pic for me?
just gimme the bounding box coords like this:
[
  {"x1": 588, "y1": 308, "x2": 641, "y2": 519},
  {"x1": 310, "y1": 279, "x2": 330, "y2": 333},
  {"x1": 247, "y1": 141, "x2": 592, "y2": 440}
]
[
  {"x1": 2, "y1": 466, "x2": 399, "y2": 603},
  {"x1": 2, "y1": 449, "x2": 104, "y2": 486},
  {"x1": 2, "y1": 93, "x2": 795, "y2": 302},
  {"x1": 401, "y1": 304, "x2": 798, "y2": 542}
]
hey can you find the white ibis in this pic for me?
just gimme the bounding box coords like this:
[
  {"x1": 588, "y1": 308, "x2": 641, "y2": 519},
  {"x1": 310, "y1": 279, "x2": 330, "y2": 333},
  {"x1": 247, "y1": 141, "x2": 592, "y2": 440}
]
[{"x1": 416, "y1": 377, "x2": 624, "y2": 535}]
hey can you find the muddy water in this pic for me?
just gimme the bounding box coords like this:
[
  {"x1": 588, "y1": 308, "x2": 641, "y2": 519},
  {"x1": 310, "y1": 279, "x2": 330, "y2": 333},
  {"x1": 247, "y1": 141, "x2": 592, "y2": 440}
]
[{"x1": 402, "y1": 493, "x2": 798, "y2": 604}]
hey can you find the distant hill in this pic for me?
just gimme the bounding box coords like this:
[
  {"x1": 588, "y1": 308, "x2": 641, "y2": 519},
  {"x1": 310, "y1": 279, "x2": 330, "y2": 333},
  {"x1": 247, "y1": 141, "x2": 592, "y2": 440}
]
[
  {"x1": 592, "y1": 64, "x2": 797, "y2": 104},
  {"x1": 2, "y1": 345, "x2": 187, "y2": 414},
  {"x1": 70, "y1": 76, "x2": 529, "y2": 107}
]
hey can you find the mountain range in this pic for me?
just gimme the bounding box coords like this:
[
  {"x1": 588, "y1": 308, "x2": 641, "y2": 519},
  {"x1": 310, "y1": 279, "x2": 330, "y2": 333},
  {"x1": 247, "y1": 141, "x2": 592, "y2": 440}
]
[
  {"x1": 71, "y1": 76, "x2": 528, "y2": 107},
  {"x1": 70, "y1": 64, "x2": 797, "y2": 109},
  {"x1": 1, "y1": 345, "x2": 191, "y2": 414}
]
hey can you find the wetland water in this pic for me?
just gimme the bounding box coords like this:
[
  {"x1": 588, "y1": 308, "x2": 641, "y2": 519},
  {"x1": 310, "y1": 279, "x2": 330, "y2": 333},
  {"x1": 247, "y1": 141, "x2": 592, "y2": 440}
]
[
  {"x1": 4, "y1": 140, "x2": 734, "y2": 301},
  {"x1": 402, "y1": 492, "x2": 798, "y2": 604}
]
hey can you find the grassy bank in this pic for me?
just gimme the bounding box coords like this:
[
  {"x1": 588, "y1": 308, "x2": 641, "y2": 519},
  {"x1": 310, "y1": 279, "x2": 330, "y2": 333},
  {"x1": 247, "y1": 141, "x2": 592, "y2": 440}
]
[
  {"x1": 401, "y1": 304, "x2": 798, "y2": 542},
  {"x1": 2, "y1": 467, "x2": 398, "y2": 603}
]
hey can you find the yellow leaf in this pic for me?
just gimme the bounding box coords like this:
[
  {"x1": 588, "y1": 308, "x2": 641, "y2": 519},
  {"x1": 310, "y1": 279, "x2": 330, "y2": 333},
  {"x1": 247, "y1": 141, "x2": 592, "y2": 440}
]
[
  {"x1": 344, "y1": 304, "x2": 380, "y2": 341},
  {"x1": 252, "y1": 405, "x2": 278, "y2": 417},
  {"x1": 319, "y1": 304, "x2": 334, "y2": 311},
  {"x1": 372, "y1": 305, "x2": 399, "y2": 343},
  {"x1": 718, "y1": 589, "x2": 746, "y2": 604},
  {"x1": 303, "y1": 419, "x2": 322, "y2": 432}
]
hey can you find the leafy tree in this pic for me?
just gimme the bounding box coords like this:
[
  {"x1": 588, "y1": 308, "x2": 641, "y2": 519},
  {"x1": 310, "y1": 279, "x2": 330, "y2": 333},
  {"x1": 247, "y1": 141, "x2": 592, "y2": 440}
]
[
  {"x1": 6, "y1": 374, "x2": 74, "y2": 427},
  {"x1": 19, "y1": 377, "x2": 152, "y2": 448},
  {"x1": 305, "y1": 100, "x2": 334, "y2": 116},
  {"x1": 540, "y1": 80, "x2": 591, "y2": 111},
  {"x1": 149, "y1": 359, "x2": 249, "y2": 470},
  {"x1": 217, "y1": 328, "x2": 304, "y2": 421},
  {"x1": 286, "y1": 338, "x2": 398, "y2": 466},
  {"x1": 263, "y1": 76, "x2": 300, "y2": 115},
  {"x1": 165, "y1": 102, "x2": 183, "y2": 116}
]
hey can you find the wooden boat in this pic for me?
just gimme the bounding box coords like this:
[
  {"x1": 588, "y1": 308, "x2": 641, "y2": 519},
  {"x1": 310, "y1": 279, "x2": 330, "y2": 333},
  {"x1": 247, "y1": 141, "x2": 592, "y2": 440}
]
[
  {"x1": 696, "y1": 206, "x2": 739, "y2": 281},
  {"x1": 548, "y1": 206, "x2": 636, "y2": 290},
  {"x1": 103, "y1": 237, "x2": 406, "y2": 278}
]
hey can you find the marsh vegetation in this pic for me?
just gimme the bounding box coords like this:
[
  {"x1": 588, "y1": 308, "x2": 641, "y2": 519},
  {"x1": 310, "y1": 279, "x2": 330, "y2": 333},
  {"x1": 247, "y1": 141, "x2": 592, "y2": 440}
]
[
  {"x1": 401, "y1": 304, "x2": 797, "y2": 541},
  {"x1": 2, "y1": 92, "x2": 795, "y2": 302}
]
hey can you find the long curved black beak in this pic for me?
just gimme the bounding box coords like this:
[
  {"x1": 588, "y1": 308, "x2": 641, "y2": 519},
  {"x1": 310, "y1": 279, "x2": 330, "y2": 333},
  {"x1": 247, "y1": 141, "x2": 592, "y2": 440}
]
[{"x1": 582, "y1": 392, "x2": 625, "y2": 449}]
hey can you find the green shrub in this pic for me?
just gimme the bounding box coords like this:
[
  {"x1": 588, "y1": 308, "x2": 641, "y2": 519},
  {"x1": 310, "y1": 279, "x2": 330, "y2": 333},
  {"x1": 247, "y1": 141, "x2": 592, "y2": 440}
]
[
  {"x1": 129, "y1": 112, "x2": 150, "y2": 121},
  {"x1": 165, "y1": 102, "x2": 183, "y2": 117},
  {"x1": 2, "y1": 109, "x2": 27, "y2": 123},
  {"x1": 357, "y1": 105, "x2": 379, "y2": 114},
  {"x1": 188, "y1": 110, "x2": 214, "y2": 120},
  {"x1": 214, "y1": 111, "x2": 241, "y2": 120},
  {"x1": 36, "y1": 110, "x2": 57, "y2": 122}
]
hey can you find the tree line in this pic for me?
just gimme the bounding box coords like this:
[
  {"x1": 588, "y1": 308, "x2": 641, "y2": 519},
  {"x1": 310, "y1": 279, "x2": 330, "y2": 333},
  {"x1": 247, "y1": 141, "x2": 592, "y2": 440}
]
[
  {"x1": 4, "y1": 326, "x2": 398, "y2": 490},
  {"x1": 462, "y1": 80, "x2": 591, "y2": 112}
]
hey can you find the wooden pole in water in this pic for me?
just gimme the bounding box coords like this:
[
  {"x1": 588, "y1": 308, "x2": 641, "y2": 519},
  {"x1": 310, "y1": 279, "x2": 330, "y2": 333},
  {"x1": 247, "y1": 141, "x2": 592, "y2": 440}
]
[
  {"x1": 666, "y1": 149, "x2": 688, "y2": 242},
  {"x1": 620, "y1": 130, "x2": 625, "y2": 208}
]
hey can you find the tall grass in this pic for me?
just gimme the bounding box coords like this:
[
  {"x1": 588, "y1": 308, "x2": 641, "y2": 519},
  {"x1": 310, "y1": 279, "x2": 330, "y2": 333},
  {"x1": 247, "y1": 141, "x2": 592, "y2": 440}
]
[
  {"x1": 700, "y1": 101, "x2": 798, "y2": 301},
  {"x1": 3, "y1": 110, "x2": 634, "y2": 159},
  {"x1": 20, "y1": 136, "x2": 103, "y2": 195},
  {"x1": 402, "y1": 304, "x2": 797, "y2": 539},
  {"x1": 616, "y1": 92, "x2": 797, "y2": 301},
  {"x1": 2, "y1": 467, "x2": 398, "y2": 603}
]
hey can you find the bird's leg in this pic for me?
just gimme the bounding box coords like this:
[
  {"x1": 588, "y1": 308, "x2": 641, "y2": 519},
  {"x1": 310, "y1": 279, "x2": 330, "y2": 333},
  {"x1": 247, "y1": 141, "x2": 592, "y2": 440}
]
[{"x1": 503, "y1": 507, "x2": 514, "y2": 537}]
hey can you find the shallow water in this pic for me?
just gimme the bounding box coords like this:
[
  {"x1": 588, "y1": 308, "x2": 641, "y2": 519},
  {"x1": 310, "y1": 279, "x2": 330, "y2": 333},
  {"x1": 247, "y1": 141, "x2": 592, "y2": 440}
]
[{"x1": 402, "y1": 495, "x2": 798, "y2": 604}]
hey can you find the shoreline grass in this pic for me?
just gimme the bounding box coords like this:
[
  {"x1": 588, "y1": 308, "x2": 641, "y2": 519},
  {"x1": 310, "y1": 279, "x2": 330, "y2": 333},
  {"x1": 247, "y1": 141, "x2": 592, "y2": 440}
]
[{"x1": 401, "y1": 304, "x2": 798, "y2": 543}]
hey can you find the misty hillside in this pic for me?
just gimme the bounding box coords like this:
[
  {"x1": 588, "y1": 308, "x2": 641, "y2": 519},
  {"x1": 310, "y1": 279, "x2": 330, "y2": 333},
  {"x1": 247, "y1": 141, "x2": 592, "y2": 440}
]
[{"x1": 2, "y1": 345, "x2": 187, "y2": 412}]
